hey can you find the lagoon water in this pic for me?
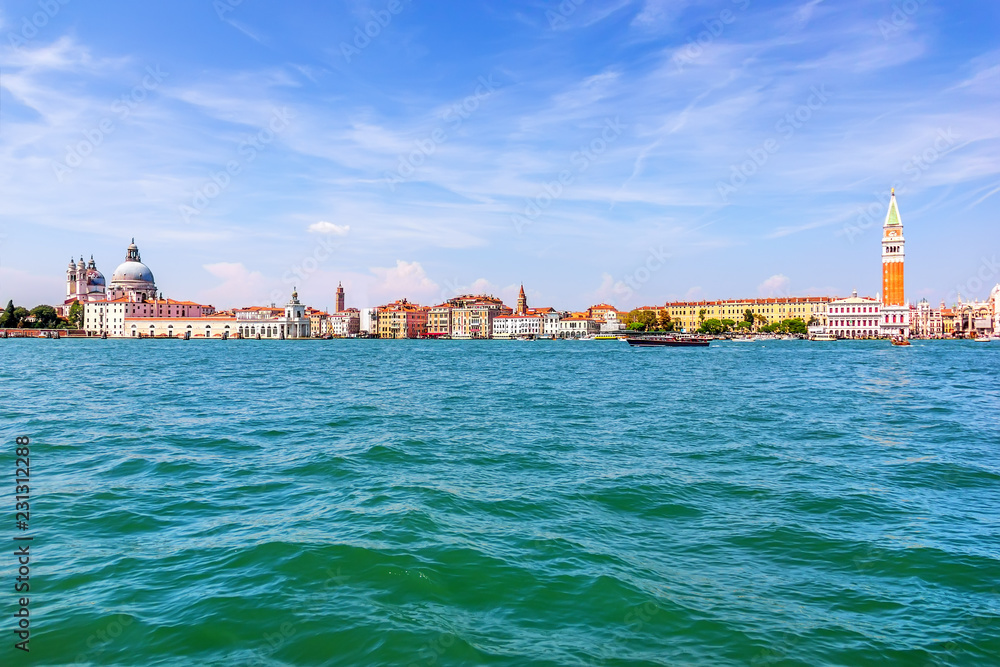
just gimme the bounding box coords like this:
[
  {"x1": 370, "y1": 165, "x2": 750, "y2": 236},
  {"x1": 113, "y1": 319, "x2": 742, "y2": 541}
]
[{"x1": 3, "y1": 338, "x2": 999, "y2": 665}]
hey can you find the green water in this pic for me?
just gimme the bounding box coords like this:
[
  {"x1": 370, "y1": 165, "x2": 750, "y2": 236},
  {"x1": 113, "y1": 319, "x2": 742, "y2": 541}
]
[{"x1": 2, "y1": 339, "x2": 998, "y2": 665}]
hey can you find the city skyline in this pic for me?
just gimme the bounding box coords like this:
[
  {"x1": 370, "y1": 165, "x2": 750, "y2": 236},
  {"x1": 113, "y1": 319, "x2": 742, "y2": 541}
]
[{"x1": 2, "y1": 0, "x2": 999, "y2": 311}]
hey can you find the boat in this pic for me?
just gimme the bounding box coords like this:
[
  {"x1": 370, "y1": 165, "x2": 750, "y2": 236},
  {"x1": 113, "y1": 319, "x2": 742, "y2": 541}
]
[
  {"x1": 809, "y1": 333, "x2": 836, "y2": 341},
  {"x1": 974, "y1": 336, "x2": 993, "y2": 343},
  {"x1": 580, "y1": 333, "x2": 625, "y2": 341},
  {"x1": 891, "y1": 337, "x2": 911, "y2": 346},
  {"x1": 625, "y1": 335, "x2": 711, "y2": 347},
  {"x1": 537, "y1": 334, "x2": 555, "y2": 341}
]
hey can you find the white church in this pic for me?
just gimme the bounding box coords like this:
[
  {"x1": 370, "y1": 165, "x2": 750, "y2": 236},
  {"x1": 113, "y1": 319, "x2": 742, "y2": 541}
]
[{"x1": 65, "y1": 240, "x2": 311, "y2": 339}]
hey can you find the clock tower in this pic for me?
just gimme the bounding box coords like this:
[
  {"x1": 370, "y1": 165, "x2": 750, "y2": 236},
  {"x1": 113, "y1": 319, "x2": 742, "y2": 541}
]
[{"x1": 879, "y1": 189, "x2": 910, "y2": 338}]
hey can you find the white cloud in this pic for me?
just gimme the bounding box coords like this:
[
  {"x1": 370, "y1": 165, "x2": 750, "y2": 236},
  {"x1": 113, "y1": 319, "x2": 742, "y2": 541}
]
[
  {"x1": 308, "y1": 221, "x2": 350, "y2": 235},
  {"x1": 758, "y1": 274, "x2": 791, "y2": 297},
  {"x1": 369, "y1": 260, "x2": 440, "y2": 304}
]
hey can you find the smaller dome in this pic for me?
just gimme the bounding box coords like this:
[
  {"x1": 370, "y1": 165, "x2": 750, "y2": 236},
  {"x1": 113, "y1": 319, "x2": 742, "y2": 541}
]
[{"x1": 86, "y1": 269, "x2": 106, "y2": 292}]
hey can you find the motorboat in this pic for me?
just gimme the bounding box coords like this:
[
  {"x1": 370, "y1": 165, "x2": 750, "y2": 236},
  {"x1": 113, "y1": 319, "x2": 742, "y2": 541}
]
[{"x1": 626, "y1": 335, "x2": 711, "y2": 347}]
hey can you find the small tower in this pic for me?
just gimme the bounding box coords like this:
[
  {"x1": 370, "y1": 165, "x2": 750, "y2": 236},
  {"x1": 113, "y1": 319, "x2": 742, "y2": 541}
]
[
  {"x1": 76, "y1": 256, "x2": 87, "y2": 298},
  {"x1": 67, "y1": 258, "x2": 78, "y2": 298},
  {"x1": 336, "y1": 281, "x2": 345, "y2": 313},
  {"x1": 516, "y1": 284, "x2": 528, "y2": 315}
]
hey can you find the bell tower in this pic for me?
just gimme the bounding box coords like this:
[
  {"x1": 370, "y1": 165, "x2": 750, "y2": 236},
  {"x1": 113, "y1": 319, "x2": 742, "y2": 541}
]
[
  {"x1": 516, "y1": 284, "x2": 528, "y2": 315},
  {"x1": 881, "y1": 189, "x2": 905, "y2": 307},
  {"x1": 336, "y1": 282, "x2": 345, "y2": 313},
  {"x1": 879, "y1": 189, "x2": 910, "y2": 338}
]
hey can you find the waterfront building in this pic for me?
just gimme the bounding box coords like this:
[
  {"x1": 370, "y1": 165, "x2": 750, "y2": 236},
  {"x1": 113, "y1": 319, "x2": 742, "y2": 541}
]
[
  {"x1": 912, "y1": 299, "x2": 944, "y2": 338},
  {"x1": 376, "y1": 299, "x2": 428, "y2": 338},
  {"x1": 661, "y1": 297, "x2": 830, "y2": 332},
  {"x1": 492, "y1": 307, "x2": 563, "y2": 339},
  {"x1": 449, "y1": 295, "x2": 510, "y2": 339},
  {"x1": 993, "y1": 284, "x2": 1000, "y2": 333},
  {"x1": 233, "y1": 290, "x2": 310, "y2": 339},
  {"x1": 827, "y1": 290, "x2": 881, "y2": 339},
  {"x1": 588, "y1": 304, "x2": 624, "y2": 332},
  {"x1": 126, "y1": 313, "x2": 238, "y2": 338},
  {"x1": 558, "y1": 313, "x2": 600, "y2": 338},
  {"x1": 360, "y1": 307, "x2": 379, "y2": 335},
  {"x1": 309, "y1": 310, "x2": 329, "y2": 337},
  {"x1": 879, "y1": 190, "x2": 910, "y2": 338},
  {"x1": 328, "y1": 308, "x2": 360, "y2": 337},
  {"x1": 426, "y1": 303, "x2": 454, "y2": 338},
  {"x1": 84, "y1": 296, "x2": 215, "y2": 336}
]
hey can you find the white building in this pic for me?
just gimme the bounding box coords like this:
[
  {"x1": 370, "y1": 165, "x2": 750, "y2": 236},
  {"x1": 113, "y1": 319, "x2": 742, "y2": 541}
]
[
  {"x1": 492, "y1": 308, "x2": 563, "y2": 339},
  {"x1": 827, "y1": 290, "x2": 881, "y2": 339},
  {"x1": 558, "y1": 314, "x2": 600, "y2": 339},
  {"x1": 360, "y1": 308, "x2": 379, "y2": 335},
  {"x1": 328, "y1": 309, "x2": 360, "y2": 337},
  {"x1": 234, "y1": 290, "x2": 310, "y2": 339}
]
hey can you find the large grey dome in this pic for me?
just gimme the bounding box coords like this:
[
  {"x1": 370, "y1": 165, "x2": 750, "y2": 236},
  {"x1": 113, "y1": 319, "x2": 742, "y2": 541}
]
[{"x1": 111, "y1": 260, "x2": 154, "y2": 284}]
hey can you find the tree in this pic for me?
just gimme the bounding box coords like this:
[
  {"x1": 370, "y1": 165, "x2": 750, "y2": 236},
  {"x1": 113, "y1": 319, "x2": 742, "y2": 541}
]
[
  {"x1": 637, "y1": 310, "x2": 658, "y2": 330},
  {"x1": 698, "y1": 318, "x2": 725, "y2": 335},
  {"x1": 735, "y1": 320, "x2": 752, "y2": 331},
  {"x1": 698, "y1": 309, "x2": 707, "y2": 325},
  {"x1": 783, "y1": 318, "x2": 808, "y2": 335},
  {"x1": 720, "y1": 318, "x2": 736, "y2": 332},
  {"x1": 68, "y1": 301, "x2": 83, "y2": 328},
  {"x1": 627, "y1": 321, "x2": 646, "y2": 331},
  {"x1": 743, "y1": 308, "x2": 755, "y2": 325},
  {"x1": 658, "y1": 310, "x2": 672, "y2": 330},
  {"x1": 29, "y1": 305, "x2": 60, "y2": 329},
  {"x1": 11, "y1": 307, "x2": 28, "y2": 328},
  {"x1": 0, "y1": 300, "x2": 14, "y2": 328}
]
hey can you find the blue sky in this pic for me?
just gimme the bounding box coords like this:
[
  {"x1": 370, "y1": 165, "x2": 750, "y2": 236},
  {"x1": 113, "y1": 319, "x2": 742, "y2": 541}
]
[{"x1": 1, "y1": 0, "x2": 998, "y2": 312}]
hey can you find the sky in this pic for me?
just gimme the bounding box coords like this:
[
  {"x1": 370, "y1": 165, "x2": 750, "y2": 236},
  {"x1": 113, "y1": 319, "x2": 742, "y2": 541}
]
[{"x1": 1, "y1": 0, "x2": 998, "y2": 313}]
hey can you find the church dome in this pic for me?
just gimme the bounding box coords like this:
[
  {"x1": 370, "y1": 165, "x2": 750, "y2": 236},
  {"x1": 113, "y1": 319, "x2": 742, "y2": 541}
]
[
  {"x1": 86, "y1": 268, "x2": 106, "y2": 293},
  {"x1": 109, "y1": 239, "x2": 155, "y2": 289},
  {"x1": 111, "y1": 261, "x2": 154, "y2": 284}
]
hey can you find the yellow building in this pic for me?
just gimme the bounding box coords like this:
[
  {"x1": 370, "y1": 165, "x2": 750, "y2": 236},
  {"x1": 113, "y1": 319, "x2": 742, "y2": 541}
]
[
  {"x1": 661, "y1": 297, "x2": 832, "y2": 332},
  {"x1": 376, "y1": 299, "x2": 428, "y2": 338}
]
